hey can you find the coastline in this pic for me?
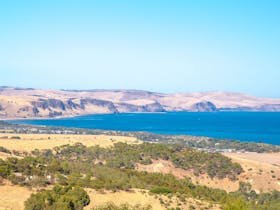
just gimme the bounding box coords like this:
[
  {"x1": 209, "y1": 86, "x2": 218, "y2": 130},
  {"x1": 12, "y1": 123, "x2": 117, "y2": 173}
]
[
  {"x1": 2, "y1": 110, "x2": 280, "y2": 121},
  {"x1": 0, "y1": 113, "x2": 94, "y2": 121},
  {"x1": 3, "y1": 112, "x2": 280, "y2": 146},
  {"x1": 0, "y1": 111, "x2": 169, "y2": 121}
]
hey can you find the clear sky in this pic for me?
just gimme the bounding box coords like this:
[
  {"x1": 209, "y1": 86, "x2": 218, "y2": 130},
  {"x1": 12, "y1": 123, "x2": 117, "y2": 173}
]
[{"x1": 0, "y1": 0, "x2": 279, "y2": 97}]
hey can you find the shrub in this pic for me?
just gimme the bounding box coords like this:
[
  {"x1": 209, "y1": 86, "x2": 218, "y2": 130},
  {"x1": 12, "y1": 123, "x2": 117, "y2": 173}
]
[
  {"x1": 0, "y1": 146, "x2": 11, "y2": 154},
  {"x1": 10, "y1": 136, "x2": 21, "y2": 139},
  {"x1": 150, "y1": 186, "x2": 172, "y2": 194},
  {"x1": 24, "y1": 185, "x2": 90, "y2": 210},
  {"x1": 223, "y1": 196, "x2": 249, "y2": 210}
]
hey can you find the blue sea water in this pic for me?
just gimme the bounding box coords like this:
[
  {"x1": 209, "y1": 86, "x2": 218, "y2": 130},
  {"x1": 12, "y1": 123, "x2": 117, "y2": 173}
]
[{"x1": 11, "y1": 112, "x2": 280, "y2": 145}]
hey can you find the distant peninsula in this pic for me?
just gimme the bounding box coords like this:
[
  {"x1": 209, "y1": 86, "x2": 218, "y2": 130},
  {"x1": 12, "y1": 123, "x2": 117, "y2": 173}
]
[{"x1": 1, "y1": 86, "x2": 280, "y2": 119}]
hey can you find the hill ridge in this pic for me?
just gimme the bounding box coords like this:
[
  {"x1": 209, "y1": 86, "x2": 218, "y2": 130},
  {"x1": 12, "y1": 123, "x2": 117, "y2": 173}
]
[{"x1": 1, "y1": 87, "x2": 280, "y2": 119}]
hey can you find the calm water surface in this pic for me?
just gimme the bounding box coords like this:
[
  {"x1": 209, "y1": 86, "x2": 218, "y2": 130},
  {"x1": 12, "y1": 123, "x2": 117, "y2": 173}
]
[{"x1": 11, "y1": 112, "x2": 280, "y2": 145}]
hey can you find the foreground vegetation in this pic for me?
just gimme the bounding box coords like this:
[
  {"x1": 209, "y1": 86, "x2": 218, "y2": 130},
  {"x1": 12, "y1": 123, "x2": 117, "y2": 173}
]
[
  {"x1": 0, "y1": 141, "x2": 280, "y2": 209},
  {"x1": 25, "y1": 185, "x2": 90, "y2": 210}
]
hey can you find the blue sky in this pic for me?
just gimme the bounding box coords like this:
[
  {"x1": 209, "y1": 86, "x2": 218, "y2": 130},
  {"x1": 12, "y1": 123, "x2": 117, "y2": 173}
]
[{"x1": 0, "y1": 0, "x2": 279, "y2": 97}]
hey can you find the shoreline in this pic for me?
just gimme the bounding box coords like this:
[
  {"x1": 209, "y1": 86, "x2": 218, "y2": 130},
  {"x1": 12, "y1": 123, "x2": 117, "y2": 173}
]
[
  {"x1": 0, "y1": 111, "x2": 170, "y2": 121},
  {"x1": 2, "y1": 112, "x2": 280, "y2": 147},
  {"x1": 2, "y1": 110, "x2": 280, "y2": 121}
]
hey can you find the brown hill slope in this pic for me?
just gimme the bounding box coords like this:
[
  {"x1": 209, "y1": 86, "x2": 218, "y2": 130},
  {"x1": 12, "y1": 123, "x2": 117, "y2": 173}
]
[{"x1": 1, "y1": 87, "x2": 280, "y2": 119}]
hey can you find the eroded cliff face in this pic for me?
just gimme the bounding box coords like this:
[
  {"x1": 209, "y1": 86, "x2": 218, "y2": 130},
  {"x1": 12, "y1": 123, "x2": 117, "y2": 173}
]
[
  {"x1": 0, "y1": 87, "x2": 280, "y2": 119},
  {"x1": 190, "y1": 101, "x2": 217, "y2": 112},
  {"x1": 258, "y1": 104, "x2": 280, "y2": 112},
  {"x1": 116, "y1": 102, "x2": 165, "y2": 113}
]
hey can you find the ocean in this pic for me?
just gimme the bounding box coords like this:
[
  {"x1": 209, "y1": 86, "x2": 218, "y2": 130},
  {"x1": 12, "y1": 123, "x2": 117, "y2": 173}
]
[{"x1": 11, "y1": 112, "x2": 280, "y2": 145}]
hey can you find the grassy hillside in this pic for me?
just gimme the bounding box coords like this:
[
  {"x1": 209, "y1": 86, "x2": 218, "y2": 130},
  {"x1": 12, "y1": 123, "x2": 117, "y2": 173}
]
[
  {"x1": 0, "y1": 140, "x2": 280, "y2": 209},
  {"x1": 1, "y1": 123, "x2": 280, "y2": 209}
]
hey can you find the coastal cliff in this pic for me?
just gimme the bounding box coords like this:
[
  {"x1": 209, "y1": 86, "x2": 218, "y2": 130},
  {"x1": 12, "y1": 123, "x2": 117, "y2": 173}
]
[{"x1": 0, "y1": 87, "x2": 280, "y2": 119}]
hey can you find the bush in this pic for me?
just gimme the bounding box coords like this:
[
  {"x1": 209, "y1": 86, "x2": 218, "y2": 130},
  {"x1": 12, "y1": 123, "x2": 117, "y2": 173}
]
[
  {"x1": 0, "y1": 159, "x2": 10, "y2": 178},
  {"x1": 24, "y1": 185, "x2": 90, "y2": 210},
  {"x1": 0, "y1": 146, "x2": 11, "y2": 154},
  {"x1": 10, "y1": 136, "x2": 21, "y2": 139},
  {"x1": 150, "y1": 186, "x2": 172, "y2": 194},
  {"x1": 223, "y1": 196, "x2": 249, "y2": 210}
]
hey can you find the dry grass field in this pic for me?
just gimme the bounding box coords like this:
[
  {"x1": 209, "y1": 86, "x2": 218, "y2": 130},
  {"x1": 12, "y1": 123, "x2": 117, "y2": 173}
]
[
  {"x1": 137, "y1": 152, "x2": 280, "y2": 193},
  {"x1": 0, "y1": 181, "x2": 35, "y2": 210},
  {"x1": 0, "y1": 184, "x2": 219, "y2": 210},
  {"x1": 226, "y1": 152, "x2": 280, "y2": 166},
  {"x1": 85, "y1": 189, "x2": 165, "y2": 210},
  {"x1": 85, "y1": 189, "x2": 220, "y2": 210},
  {"x1": 136, "y1": 159, "x2": 240, "y2": 192},
  {"x1": 0, "y1": 133, "x2": 140, "y2": 152},
  {"x1": 225, "y1": 152, "x2": 280, "y2": 193},
  {"x1": 0, "y1": 151, "x2": 19, "y2": 160}
]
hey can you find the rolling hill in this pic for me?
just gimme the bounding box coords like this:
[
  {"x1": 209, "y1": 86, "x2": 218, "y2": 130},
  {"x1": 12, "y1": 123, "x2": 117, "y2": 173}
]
[{"x1": 0, "y1": 87, "x2": 280, "y2": 119}]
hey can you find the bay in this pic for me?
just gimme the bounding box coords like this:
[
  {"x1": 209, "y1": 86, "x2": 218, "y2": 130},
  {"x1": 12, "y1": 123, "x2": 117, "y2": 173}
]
[{"x1": 11, "y1": 112, "x2": 280, "y2": 145}]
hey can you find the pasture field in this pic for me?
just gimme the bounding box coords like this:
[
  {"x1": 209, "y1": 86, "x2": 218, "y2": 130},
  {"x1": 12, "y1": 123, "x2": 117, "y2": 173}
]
[{"x1": 0, "y1": 133, "x2": 140, "y2": 152}]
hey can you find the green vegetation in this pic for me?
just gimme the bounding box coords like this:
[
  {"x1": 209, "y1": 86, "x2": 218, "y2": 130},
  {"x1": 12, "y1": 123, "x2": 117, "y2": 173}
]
[
  {"x1": 150, "y1": 186, "x2": 172, "y2": 194},
  {"x1": 24, "y1": 185, "x2": 90, "y2": 210},
  {"x1": 53, "y1": 142, "x2": 243, "y2": 180},
  {"x1": 0, "y1": 145, "x2": 11, "y2": 154},
  {"x1": 10, "y1": 136, "x2": 21, "y2": 139},
  {"x1": 0, "y1": 141, "x2": 279, "y2": 209},
  {"x1": 0, "y1": 142, "x2": 243, "y2": 187}
]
